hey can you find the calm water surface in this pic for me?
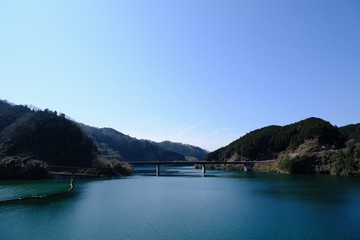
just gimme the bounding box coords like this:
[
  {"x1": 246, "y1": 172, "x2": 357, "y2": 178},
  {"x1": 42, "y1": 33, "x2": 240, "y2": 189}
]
[{"x1": 1, "y1": 167, "x2": 360, "y2": 240}]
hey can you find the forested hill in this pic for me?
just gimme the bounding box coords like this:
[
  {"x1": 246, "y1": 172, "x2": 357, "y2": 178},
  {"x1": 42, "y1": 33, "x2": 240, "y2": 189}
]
[
  {"x1": 205, "y1": 117, "x2": 346, "y2": 162},
  {"x1": 0, "y1": 100, "x2": 97, "y2": 167},
  {"x1": 156, "y1": 141, "x2": 208, "y2": 161},
  {"x1": 79, "y1": 124, "x2": 185, "y2": 162}
]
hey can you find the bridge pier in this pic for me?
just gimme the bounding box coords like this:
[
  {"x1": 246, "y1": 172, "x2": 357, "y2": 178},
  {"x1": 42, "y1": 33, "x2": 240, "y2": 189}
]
[
  {"x1": 156, "y1": 164, "x2": 160, "y2": 176},
  {"x1": 201, "y1": 164, "x2": 206, "y2": 177},
  {"x1": 128, "y1": 160, "x2": 263, "y2": 176}
]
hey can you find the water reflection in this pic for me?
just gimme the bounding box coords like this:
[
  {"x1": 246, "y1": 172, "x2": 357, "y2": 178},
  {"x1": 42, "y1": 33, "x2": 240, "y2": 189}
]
[
  {"x1": 133, "y1": 166, "x2": 360, "y2": 205},
  {"x1": 243, "y1": 173, "x2": 360, "y2": 204}
]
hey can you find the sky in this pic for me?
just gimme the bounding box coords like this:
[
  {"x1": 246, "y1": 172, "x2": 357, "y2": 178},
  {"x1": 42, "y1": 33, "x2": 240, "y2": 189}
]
[{"x1": 0, "y1": 0, "x2": 359, "y2": 151}]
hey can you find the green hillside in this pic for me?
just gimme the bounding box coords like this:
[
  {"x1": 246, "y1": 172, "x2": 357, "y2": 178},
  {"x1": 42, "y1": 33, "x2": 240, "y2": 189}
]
[
  {"x1": 206, "y1": 117, "x2": 345, "y2": 162},
  {"x1": 205, "y1": 117, "x2": 360, "y2": 176}
]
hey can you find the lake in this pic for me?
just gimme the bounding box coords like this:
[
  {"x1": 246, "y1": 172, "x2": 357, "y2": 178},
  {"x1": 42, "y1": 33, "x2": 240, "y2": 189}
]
[{"x1": 1, "y1": 167, "x2": 360, "y2": 240}]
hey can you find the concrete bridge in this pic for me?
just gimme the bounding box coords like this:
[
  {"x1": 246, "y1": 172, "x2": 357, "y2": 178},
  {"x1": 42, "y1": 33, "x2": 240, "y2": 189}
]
[{"x1": 126, "y1": 161, "x2": 266, "y2": 176}]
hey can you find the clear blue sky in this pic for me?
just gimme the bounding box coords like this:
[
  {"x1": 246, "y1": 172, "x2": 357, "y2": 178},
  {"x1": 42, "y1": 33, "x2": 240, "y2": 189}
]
[{"x1": 1, "y1": 0, "x2": 359, "y2": 151}]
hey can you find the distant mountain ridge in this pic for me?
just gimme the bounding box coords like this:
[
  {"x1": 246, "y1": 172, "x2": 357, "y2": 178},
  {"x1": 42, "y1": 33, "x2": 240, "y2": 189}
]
[
  {"x1": 79, "y1": 124, "x2": 187, "y2": 162},
  {"x1": 79, "y1": 124, "x2": 208, "y2": 162},
  {"x1": 156, "y1": 140, "x2": 208, "y2": 161}
]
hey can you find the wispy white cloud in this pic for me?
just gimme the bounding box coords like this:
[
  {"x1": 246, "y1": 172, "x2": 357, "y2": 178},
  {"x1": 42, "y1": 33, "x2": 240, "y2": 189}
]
[
  {"x1": 143, "y1": 114, "x2": 162, "y2": 126},
  {"x1": 161, "y1": 124, "x2": 242, "y2": 151},
  {"x1": 188, "y1": 128, "x2": 241, "y2": 151},
  {"x1": 172, "y1": 121, "x2": 205, "y2": 139},
  {"x1": 206, "y1": 127, "x2": 236, "y2": 137},
  {"x1": 117, "y1": 118, "x2": 242, "y2": 151}
]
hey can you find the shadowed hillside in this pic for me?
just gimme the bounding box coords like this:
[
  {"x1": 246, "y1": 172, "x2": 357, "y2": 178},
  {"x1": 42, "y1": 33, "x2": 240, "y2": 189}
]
[{"x1": 0, "y1": 101, "x2": 96, "y2": 167}]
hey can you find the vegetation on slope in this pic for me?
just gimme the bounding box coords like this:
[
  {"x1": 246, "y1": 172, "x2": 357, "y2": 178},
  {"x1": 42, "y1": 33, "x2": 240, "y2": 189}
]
[
  {"x1": 275, "y1": 143, "x2": 360, "y2": 176},
  {"x1": 0, "y1": 156, "x2": 49, "y2": 179}
]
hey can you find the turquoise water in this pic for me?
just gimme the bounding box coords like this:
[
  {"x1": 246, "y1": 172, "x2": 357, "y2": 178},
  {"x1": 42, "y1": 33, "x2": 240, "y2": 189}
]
[
  {"x1": 0, "y1": 179, "x2": 71, "y2": 201},
  {"x1": 1, "y1": 168, "x2": 360, "y2": 240}
]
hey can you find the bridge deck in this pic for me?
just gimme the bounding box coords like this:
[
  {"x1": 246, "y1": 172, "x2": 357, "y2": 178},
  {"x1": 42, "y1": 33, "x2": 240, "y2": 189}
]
[
  {"x1": 126, "y1": 160, "x2": 272, "y2": 165},
  {"x1": 126, "y1": 160, "x2": 276, "y2": 176}
]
